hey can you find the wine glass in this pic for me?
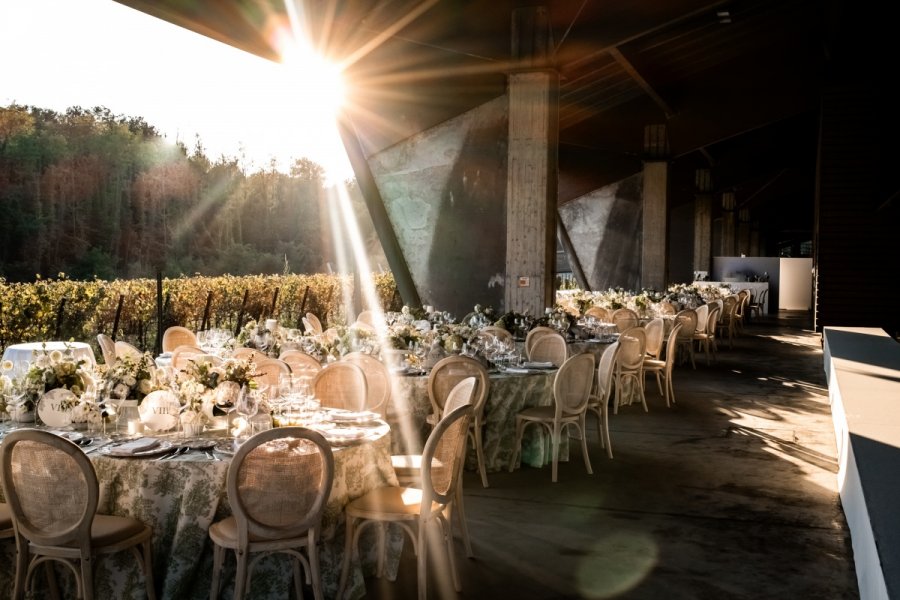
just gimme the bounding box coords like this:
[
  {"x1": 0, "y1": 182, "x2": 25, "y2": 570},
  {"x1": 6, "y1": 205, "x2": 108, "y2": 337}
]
[{"x1": 235, "y1": 386, "x2": 259, "y2": 444}]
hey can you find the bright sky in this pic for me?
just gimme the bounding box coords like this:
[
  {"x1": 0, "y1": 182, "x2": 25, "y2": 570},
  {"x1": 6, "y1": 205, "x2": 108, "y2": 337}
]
[{"x1": 0, "y1": 0, "x2": 353, "y2": 181}]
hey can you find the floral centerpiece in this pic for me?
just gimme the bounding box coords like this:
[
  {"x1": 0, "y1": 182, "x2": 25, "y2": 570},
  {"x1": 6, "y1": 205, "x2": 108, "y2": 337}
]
[
  {"x1": 173, "y1": 357, "x2": 256, "y2": 426},
  {"x1": 99, "y1": 352, "x2": 157, "y2": 402},
  {"x1": 236, "y1": 319, "x2": 280, "y2": 357},
  {"x1": 18, "y1": 344, "x2": 92, "y2": 414}
]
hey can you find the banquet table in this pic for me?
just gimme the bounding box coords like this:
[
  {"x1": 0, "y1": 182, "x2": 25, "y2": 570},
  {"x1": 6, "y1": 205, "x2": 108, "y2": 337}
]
[
  {"x1": 389, "y1": 368, "x2": 569, "y2": 471},
  {"x1": 0, "y1": 420, "x2": 399, "y2": 600},
  {"x1": 1, "y1": 341, "x2": 97, "y2": 373}
]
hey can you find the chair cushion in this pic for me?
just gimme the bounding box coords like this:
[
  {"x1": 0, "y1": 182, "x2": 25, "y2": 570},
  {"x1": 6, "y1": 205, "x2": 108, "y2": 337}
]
[
  {"x1": 516, "y1": 405, "x2": 556, "y2": 420},
  {"x1": 643, "y1": 359, "x2": 665, "y2": 370},
  {"x1": 346, "y1": 486, "x2": 440, "y2": 521},
  {"x1": 91, "y1": 514, "x2": 149, "y2": 547}
]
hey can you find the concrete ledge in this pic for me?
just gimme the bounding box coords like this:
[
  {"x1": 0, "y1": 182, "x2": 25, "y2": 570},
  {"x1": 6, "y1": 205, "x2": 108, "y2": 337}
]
[{"x1": 824, "y1": 326, "x2": 900, "y2": 600}]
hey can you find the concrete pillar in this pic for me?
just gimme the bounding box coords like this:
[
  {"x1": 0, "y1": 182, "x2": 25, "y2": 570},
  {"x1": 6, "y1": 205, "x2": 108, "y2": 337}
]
[
  {"x1": 693, "y1": 168, "x2": 713, "y2": 275},
  {"x1": 505, "y1": 6, "x2": 558, "y2": 314},
  {"x1": 721, "y1": 191, "x2": 736, "y2": 256},
  {"x1": 750, "y1": 221, "x2": 761, "y2": 256},
  {"x1": 737, "y1": 207, "x2": 751, "y2": 256},
  {"x1": 641, "y1": 124, "x2": 668, "y2": 290}
]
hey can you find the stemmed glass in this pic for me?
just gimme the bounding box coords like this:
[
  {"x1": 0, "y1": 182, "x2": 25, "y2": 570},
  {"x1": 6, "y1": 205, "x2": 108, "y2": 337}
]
[{"x1": 235, "y1": 385, "x2": 259, "y2": 444}]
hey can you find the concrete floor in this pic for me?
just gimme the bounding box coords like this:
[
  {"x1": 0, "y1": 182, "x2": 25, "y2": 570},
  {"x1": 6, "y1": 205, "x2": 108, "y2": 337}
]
[{"x1": 365, "y1": 312, "x2": 860, "y2": 599}]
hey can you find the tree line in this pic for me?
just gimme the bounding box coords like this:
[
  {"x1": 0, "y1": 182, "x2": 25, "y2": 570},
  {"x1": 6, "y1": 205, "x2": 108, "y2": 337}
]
[{"x1": 0, "y1": 103, "x2": 385, "y2": 282}]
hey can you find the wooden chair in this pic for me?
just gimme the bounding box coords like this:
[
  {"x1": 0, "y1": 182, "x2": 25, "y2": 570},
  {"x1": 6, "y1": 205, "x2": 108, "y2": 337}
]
[
  {"x1": 584, "y1": 306, "x2": 610, "y2": 321},
  {"x1": 231, "y1": 347, "x2": 267, "y2": 362},
  {"x1": 0, "y1": 429, "x2": 156, "y2": 600},
  {"x1": 338, "y1": 404, "x2": 474, "y2": 600},
  {"x1": 749, "y1": 288, "x2": 768, "y2": 319},
  {"x1": 509, "y1": 353, "x2": 595, "y2": 482},
  {"x1": 303, "y1": 313, "x2": 324, "y2": 335},
  {"x1": 644, "y1": 317, "x2": 666, "y2": 360},
  {"x1": 476, "y1": 325, "x2": 513, "y2": 345},
  {"x1": 253, "y1": 357, "x2": 291, "y2": 396},
  {"x1": 341, "y1": 352, "x2": 392, "y2": 416},
  {"x1": 312, "y1": 362, "x2": 367, "y2": 411},
  {"x1": 673, "y1": 309, "x2": 698, "y2": 368},
  {"x1": 610, "y1": 308, "x2": 639, "y2": 333},
  {"x1": 279, "y1": 349, "x2": 323, "y2": 378},
  {"x1": 170, "y1": 345, "x2": 209, "y2": 371},
  {"x1": 113, "y1": 340, "x2": 142, "y2": 361},
  {"x1": 587, "y1": 341, "x2": 618, "y2": 459},
  {"x1": 391, "y1": 377, "x2": 480, "y2": 557},
  {"x1": 643, "y1": 323, "x2": 684, "y2": 408},
  {"x1": 425, "y1": 356, "x2": 491, "y2": 487},
  {"x1": 161, "y1": 326, "x2": 198, "y2": 354},
  {"x1": 524, "y1": 326, "x2": 557, "y2": 358},
  {"x1": 527, "y1": 331, "x2": 567, "y2": 366},
  {"x1": 693, "y1": 305, "x2": 721, "y2": 365},
  {"x1": 717, "y1": 296, "x2": 739, "y2": 349},
  {"x1": 614, "y1": 327, "x2": 648, "y2": 413},
  {"x1": 657, "y1": 301, "x2": 677, "y2": 316},
  {"x1": 210, "y1": 427, "x2": 333, "y2": 600},
  {"x1": 734, "y1": 290, "x2": 751, "y2": 334}
]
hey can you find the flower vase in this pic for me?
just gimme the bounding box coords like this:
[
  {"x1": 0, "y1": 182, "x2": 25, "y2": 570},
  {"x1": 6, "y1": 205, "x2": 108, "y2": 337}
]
[
  {"x1": 10, "y1": 406, "x2": 35, "y2": 423},
  {"x1": 182, "y1": 422, "x2": 204, "y2": 437}
]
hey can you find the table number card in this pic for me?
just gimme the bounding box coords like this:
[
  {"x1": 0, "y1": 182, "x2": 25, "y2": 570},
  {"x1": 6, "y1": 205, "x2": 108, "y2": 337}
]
[
  {"x1": 37, "y1": 388, "x2": 76, "y2": 427},
  {"x1": 138, "y1": 390, "x2": 181, "y2": 431}
]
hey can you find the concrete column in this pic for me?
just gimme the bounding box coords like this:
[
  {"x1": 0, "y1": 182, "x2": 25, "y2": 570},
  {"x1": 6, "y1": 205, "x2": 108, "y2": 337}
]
[
  {"x1": 721, "y1": 191, "x2": 736, "y2": 256},
  {"x1": 641, "y1": 124, "x2": 669, "y2": 290},
  {"x1": 505, "y1": 6, "x2": 558, "y2": 315},
  {"x1": 693, "y1": 168, "x2": 713, "y2": 275},
  {"x1": 750, "y1": 221, "x2": 761, "y2": 256},
  {"x1": 737, "y1": 207, "x2": 751, "y2": 256}
]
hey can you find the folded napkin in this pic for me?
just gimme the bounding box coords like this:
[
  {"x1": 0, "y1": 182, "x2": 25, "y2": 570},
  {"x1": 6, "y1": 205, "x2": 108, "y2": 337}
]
[
  {"x1": 115, "y1": 437, "x2": 161, "y2": 455},
  {"x1": 522, "y1": 361, "x2": 554, "y2": 369},
  {"x1": 504, "y1": 367, "x2": 531, "y2": 374}
]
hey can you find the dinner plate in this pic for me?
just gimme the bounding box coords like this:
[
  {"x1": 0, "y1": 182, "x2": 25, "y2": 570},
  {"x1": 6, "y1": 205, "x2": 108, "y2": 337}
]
[
  {"x1": 101, "y1": 439, "x2": 175, "y2": 458},
  {"x1": 326, "y1": 410, "x2": 380, "y2": 424},
  {"x1": 320, "y1": 427, "x2": 369, "y2": 444}
]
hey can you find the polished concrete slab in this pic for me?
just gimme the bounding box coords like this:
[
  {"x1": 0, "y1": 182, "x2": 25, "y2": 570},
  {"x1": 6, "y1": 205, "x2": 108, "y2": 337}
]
[{"x1": 365, "y1": 312, "x2": 859, "y2": 599}]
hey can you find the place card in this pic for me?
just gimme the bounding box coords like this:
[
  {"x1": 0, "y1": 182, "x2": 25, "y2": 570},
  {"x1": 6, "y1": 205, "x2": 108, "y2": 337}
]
[
  {"x1": 138, "y1": 390, "x2": 181, "y2": 432},
  {"x1": 37, "y1": 388, "x2": 76, "y2": 427}
]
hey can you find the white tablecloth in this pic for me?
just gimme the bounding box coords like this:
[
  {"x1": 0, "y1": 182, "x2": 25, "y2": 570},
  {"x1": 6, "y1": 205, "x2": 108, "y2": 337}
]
[{"x1": 2, "y1": 341, "x2": 96, "y2": 373}]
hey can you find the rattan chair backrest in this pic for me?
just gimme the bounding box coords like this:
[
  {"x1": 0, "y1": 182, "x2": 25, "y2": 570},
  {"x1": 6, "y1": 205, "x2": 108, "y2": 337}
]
[
  {"x1": 304, "y1": 313, "x2": 324, "y2": 335},
  {"x1": 0, "y1": 429, "x2": 97, "y2": 547},
  {"x1": 171, "y1": 345, "x2": 208, "y2": 370},
  {"x1": 585, "y1": 306, "x2": 610, "y2": 321},
  {"x1": 554, "y1": 353, "x2": 595, "y2": 417},
  {"x1": 674, "y1": 309, "x2": 697, "y2": 338},
  {"x1": 596, "y1": 341, "x2": 619, "y2": 401},
  {"x1": 313, "y1": 362, "x2": 368, "y2": 411},
  {"x1": 341, "y1": 352, "x2": 392, "y2": 414},
  {"x1": 427, "y1": 355, "x2": 489, "y2": 418},
  {"x1": 279, "y1": 350, "x2": 322, "y2": 378},
  {"x1": 114, "y1": 340, "x2": 142, "y2": 361},
  {"x1": 97, "y1": 333, "x2": 116, "y2": 366},
  {"x1": 478, "y1": 326, "x2": 513, "y2": 344},
  {"x1": 162, "y1": 326, "x2": 198, "y2": 354},
  {"x1": 644, "y1": 318, "x2": 665, "y2": 358},
  {"x1": 617, "y1": 327, "x2": 646, "y2": 370},
  {"x1": 441, "y1": 376, "x2": 478, "y2": 415},
  {"x1": 694, "y1": 304, "x2": 709, "y2": 332},
  {"x1": 705, "y1": 306, "x2": 721, "y2": 335},
  {"x1": 227, "y1": 427, "x2": 334, "y2": 540},
  {"x1": 422, "y1": 404, "x2": 474, "y2": 512},
  {"x1": 524, "y1": 326, "x2": 557, "y2": 357},
  {"x1": 254, "y1": 358, "x2": 291, "y2": 392},
  {"x1": 611, "y1": 308, "x2": 640, "y2": 333},
  {"x1": 231, "y1": 347, "x2": 266, "y2": 363},
  {"x1": 663, "y1": 323, "x2": 684, "y2": 373},
  {"x1": 528, "y1": 331, "x2": 567, "y2": 366},
  {"x1": 657, "y1": 302, "x2": 677, "y2": 316},
  {"x1": 355, "y1": 310, "x2": 374, "y2": 327}
]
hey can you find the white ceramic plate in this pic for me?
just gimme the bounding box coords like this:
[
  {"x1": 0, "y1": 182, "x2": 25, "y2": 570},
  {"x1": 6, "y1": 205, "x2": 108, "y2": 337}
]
[
  {"x1": 102, "y1": 439, "x2": 174, "y2": 458},
  {"x1": 326, "y1": 410, "x2": 380, "y2": 424}
]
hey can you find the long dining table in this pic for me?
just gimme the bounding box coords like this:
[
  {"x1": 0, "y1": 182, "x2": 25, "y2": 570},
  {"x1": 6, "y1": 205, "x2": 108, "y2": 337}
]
[{"x1": 0, "y1": 420, "x2": 399, "y2": 600}]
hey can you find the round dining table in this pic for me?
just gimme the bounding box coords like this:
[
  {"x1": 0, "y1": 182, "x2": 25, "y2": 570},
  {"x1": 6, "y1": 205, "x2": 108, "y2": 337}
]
[
  {"x1": 1, "y1": 341, "x2": 97, "y2": 373},
  {"x1": 389, "y1": 367, "x2": 571, "y2": 472},
  {"x1": 0, "y1": 418, "x2": 398, "y2": 600}
]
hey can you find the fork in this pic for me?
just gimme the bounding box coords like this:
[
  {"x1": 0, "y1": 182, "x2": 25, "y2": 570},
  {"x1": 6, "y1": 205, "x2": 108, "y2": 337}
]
[{"x1": 158, "y1": 446, "x2": 189, "y2": 461}]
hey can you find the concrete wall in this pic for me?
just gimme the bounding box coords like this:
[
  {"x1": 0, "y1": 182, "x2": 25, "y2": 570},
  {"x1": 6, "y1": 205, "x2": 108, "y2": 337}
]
[
  {"x1": 780, "y1": 257, "x2": 813, "y2": 310},
  {"x1": 367, "y1": 96, "x2": 508, "y2": 319},
  {"x1": 559, "y1": 173, "x2": 643, "y2": 291},
  {"x1": 713, "y1": 256, "x2": 781, "y2": 309}
]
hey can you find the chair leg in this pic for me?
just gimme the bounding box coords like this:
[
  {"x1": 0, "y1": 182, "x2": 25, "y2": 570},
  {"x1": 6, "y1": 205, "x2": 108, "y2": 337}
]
[
  {"x1": 141, "y1": 538, "x2": 157, "y2": 600},
  {"x1": 13, "y1": 536, "x2": 28, "y2": 600},
  {"x1": 81, "y1": 554, "x2": 94, "y2": 600},
  {"x1": 453, "y1": 476, "x2": 474, "y2": 558},
  {"x1": 441, "y1": 516, "x2": 461, "y2": 592},
  {"x1": 234, "y1": 549, "x2": 248, "y2": 600},
  {"x1": 308, "y1": 530, "x2": 324, "y2": 600},
  {"x1": 578, "y1": 416, "x2": 593, "y2": 475},
  {"x1": 602, "y1": 404, "x2": 613, "y2": 459},
  {"x1": 473, "y1": 426, "x2": 488, "y2": 488},
  {"x1": 416, "y1": 522, "x2": 428, "y2": 600},
  {"x1": 508, "y1": 417, "x2": 526, "y2": 472},
  {"x1": 210, "y1": 543, "x2": 223, "y2": 600},
  {"x1": 336, "y1": 515, "x2": 356, "y2": 600},
  {"x1": 551, "y1": 422, "x2": 561, "y2": 482}
]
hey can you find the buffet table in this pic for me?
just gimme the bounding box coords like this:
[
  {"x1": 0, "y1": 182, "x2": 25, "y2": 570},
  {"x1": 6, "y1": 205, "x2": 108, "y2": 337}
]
[{"x1": 0, "y1": 422, "x2": 398, "y2": 600}]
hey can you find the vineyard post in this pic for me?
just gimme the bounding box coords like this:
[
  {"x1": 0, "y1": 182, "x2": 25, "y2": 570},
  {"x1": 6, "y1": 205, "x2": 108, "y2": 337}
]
[
  {"x1": 112, "y1": 294, "x2": 125, "y2": 341},
  {"x1": 155, "y1": 272, "x2": 163, "y2": 357},
  {"x1": 235, "y1": 289, "x2": 249, "y2": 336},
  {"x1": 269, "y1": 287, "x2": 280, "y2": 320},
  {"x1": 54, "y1": 297, "x2": 67, "y2": 339},
  {"x1": 201, "y1": 291, "x2": 213, "y2": 331},
  {"x1": 299, "y1": 286, "x2": 311, "y2": 325}
]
